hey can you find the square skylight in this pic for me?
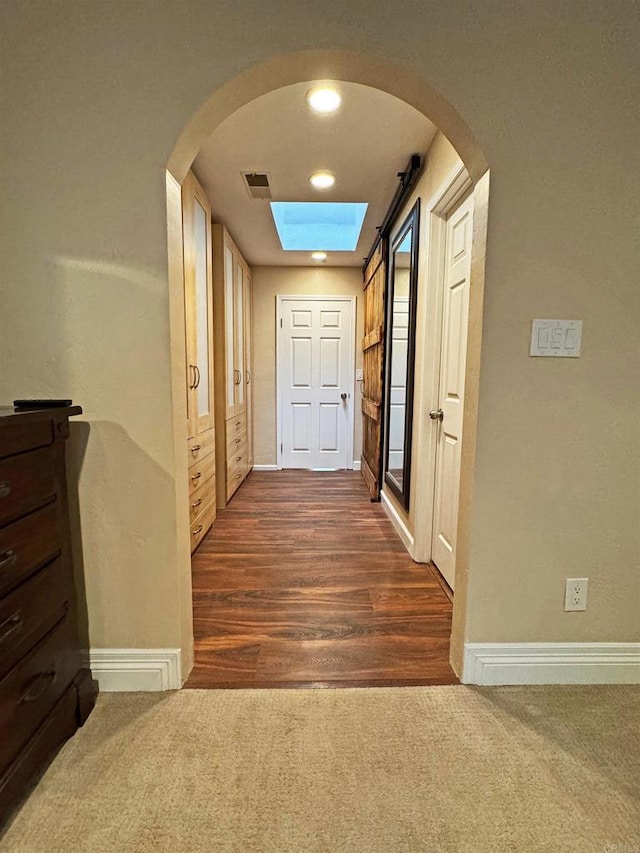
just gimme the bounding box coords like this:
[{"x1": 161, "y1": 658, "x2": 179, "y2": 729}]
[{"x1": 270, "y1": 202, "x2": 369, "y2": 251}]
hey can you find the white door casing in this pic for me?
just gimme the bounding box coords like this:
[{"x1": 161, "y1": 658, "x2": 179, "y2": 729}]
[
  {"x1": 431, "y1": 192, "x2": 474, "y2": 588},
  {"x1": 277, "y1": 296, "x2": 355, "y2": 470}
]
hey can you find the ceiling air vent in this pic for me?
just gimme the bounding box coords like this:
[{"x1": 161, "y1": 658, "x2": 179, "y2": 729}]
[{"x1": 241, "y1": 172, "x2": 272, "y2": 199}]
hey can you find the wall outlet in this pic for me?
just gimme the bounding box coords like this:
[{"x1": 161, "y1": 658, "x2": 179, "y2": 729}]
[{"x1": 564, "y1": 577, "x2": 588, "y2": 611}]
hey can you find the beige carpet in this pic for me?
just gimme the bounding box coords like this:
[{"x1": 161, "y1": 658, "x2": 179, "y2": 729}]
[{"x1": 1, "y1": 686, "x2": 638, "y2": 853}]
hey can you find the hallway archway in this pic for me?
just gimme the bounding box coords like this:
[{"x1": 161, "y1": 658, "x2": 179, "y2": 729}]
[{"x1": 165, "y1": 48, "x2": 490, "y2": 679}]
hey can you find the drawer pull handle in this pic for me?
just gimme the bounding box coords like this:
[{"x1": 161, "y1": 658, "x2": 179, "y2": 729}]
[
  {"x1": 190, "y1": 444, "x2": 201, "y2": 453},
  {"x1": 235, "y1": 455, "x2": 242, "y2": 462},
  {"x1": 235, "y1": 438, "x2": 241, "y2": 444},
  {"x1": 192, "y1": 498, "x2": 202, "y2": 510},
  {"x1": 236, "y1": 472, "x2": 242, "y2": 480},
  {"x1": 235, "y1": 421, "x2": 241, "y2": 427},
  {"x1": 19, "y1": 671, "x2": 57, "y2": 704},
  {"x1": 0, "y1": 549, "x2": 17, "y2": 572},
  {"x1": 0, "y1": 481, "x2": 11, "y2": 499},
  {"x1": 0, "y1": 610, "x2": 23, "y2": 644},
  {"x1": 191, "y1": 472, "x2": 202, "y2": 482},
  {"x1": 192, "y1": 524, "x2": 203, "y2": 536}
]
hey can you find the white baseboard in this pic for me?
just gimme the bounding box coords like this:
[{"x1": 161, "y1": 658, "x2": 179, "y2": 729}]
[
  {"x1": 90, "y1": 648, "x2": 182, "y2": 691},
  {"x1": 462, "y1": 642, "x2": 640, "y2": 686},
  {"x1": 380, "y1": 489, "x2": 414, "y2": 551},
  {"x1": 352, "y1": 460, "x2": 361, "y2": 471},
  {"x1": 252, "y1": 464, "x2": 279, "y2": 471}
]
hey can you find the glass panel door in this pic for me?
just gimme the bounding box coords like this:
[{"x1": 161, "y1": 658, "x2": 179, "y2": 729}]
[
  {"x1": 235, "y1": 260, "x2": 245, "y2": 409},
  {"x1": 224, "y1": 245, "x2": 235, "y2": 413},
  {"x1": 193, "y1": 198, "x2": 211, "y2": 421}
]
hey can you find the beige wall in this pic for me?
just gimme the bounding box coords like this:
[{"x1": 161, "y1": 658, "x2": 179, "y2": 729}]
[
  {"x1": 0, "y1": 2, "x2": 637, "y2": 667},
  {"x1": 252, "y1": 266, "x2": 364, "y2": 467}
]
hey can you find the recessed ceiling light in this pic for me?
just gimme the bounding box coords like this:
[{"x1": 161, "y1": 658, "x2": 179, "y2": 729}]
[
  {"x1": 311, "y1": 252, "x2": 327, "y2": 262},
  {"x1": 306, "y1": 86, "x2": 341, "y2": 115},
  {"x1": 309, "y1": 171, "x2": 335, "y2": 190}
]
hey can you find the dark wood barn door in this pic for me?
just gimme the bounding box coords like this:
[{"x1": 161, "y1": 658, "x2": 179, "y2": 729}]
[{"x1": 361, "y1": 240, "x2": 386, "y2": 499}]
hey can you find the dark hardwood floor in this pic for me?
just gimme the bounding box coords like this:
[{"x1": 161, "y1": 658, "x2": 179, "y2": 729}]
[{"x1": 186, "y1": 470, "x2": 458, "y2": 688}]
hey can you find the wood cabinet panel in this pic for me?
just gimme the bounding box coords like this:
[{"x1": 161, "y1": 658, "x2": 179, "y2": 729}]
[
  {"x1": 182, "y1": 171, "x2": 217, "y2": 551},
  {"x1": 213, "y1": 225, "x2": 253, "y2": 509}
]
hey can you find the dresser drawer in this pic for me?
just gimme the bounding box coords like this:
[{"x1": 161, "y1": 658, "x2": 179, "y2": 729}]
[
  {"x1": 0, "y1": 418, "x2": 54, "y2": 461},
  {"x1": 226, "y1": 428, "x2": 247, "y2": 458},
  {"x1": 188, "y1": 428, "x2": 215, "y2": 465},
  {"x1": 188, "y1": 452, "x2": 216, "y2": 499},
  {"x1": 190, "y1": 496, "x2": 216, "y2": 552},
  {"x1": 0, "y1": 616, "x2": 77, "y2": 773},
  {"x1": 189, "y1": 479, "x2": 215, "y2": 523},
  {"x1": 227, "y1": 442, "x2": 248, "y2": 478},
  {"x1": 225, "y1": 413, "x2": 246, "y2": 443},
  {"x1": 0, "y1": 558, "x2": 70, "y2": 681},
  {"x1": 0, "y1": 503, "x2": 61, "y2": 598},
  {"x1": 0, "y1": 447, "x2": 57, "y2": 527}
]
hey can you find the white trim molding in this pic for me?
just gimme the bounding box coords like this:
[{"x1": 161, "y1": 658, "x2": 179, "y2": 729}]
[
  {"x1": 252, "y1": 464, "x2": 279, "y2": 471},
  {"x1": 90, "y1": 648, "x2": 182, "y2": 692},
  {"x1": 380, "y1": 489, "x2": 414, "y2": 551},
  {"x1": 352, "y1": 459, "x2": 361, "y2": 471},
  {"x1": 462, "y1": 642, "x2": 640, "y2": 686}
]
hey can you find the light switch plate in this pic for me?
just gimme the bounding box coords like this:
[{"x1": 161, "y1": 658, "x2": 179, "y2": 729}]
[
  {"x1": 530, "y1": 319, "x2": 582, "y2": 357},
  {"x1": 356, "y1": 368, "x2": 363, "y2": 381}
]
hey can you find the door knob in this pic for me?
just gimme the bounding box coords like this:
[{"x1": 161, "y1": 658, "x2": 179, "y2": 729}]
[
  {"x1": 341, "y1": 392, "x2": 347, "y2": 401},
  {"x1": 429, "y1": 409, "x2": 444, "y2": 421}
]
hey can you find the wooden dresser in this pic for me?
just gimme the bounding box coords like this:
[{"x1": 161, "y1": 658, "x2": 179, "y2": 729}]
[{"x1": 0, "y1": 405, "x2": 96, "y2": 823}]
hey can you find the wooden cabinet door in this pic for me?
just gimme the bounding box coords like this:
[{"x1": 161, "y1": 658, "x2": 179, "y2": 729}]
[
  {"x1": 243, "y1": 265, "x2": 254, "y2": 469},
  {"x1": 182, "y1": 172, "x2": 214, "y2": 438},
  {"x1": 234, "y1": 256, "x2": 246, "y2": 415},
  {"x1": 361, "y1": 240, "x2": 386, "y2": 499},
  {"x1": 222, "y1": 238, "x2": 240, "y2": 419}
]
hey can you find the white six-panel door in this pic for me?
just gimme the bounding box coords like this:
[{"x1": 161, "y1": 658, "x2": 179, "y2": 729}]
[
  {"x1": 431, "y1": 193, "x2": 474, "y2": 588},
  {"x1": 279, "y1": 297, "x2": 354, "y2": 470}
]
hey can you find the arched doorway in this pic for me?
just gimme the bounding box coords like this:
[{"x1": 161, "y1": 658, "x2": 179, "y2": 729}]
[{"x1": 165, "y1": 49, "x2": 490, "y2": 680}]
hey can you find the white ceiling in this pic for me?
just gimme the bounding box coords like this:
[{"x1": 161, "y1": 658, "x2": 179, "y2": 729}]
[{"x1": 193, "y1": 81, "x2": 436, "y2": 268}]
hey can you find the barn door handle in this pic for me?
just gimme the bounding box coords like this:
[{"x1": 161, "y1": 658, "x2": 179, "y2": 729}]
[{"x1": 429, "y1": 409, "x2": 444, "y2": 421}]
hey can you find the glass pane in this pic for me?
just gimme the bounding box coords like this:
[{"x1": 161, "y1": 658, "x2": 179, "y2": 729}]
[
  {"x1": 387, "y1": 228, "x2": 413, "y2": 489},
  {"x1": 224, "y1": 246, "x2": 235, "y2": 409},
  {"x1": 194, "y1": 199, "x2": 210, "y2": 418},
  {"x1": 235, "y1": 262, "x2": 245, "y2": 406}
]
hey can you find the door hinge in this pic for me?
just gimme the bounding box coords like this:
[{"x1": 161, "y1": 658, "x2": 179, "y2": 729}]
[
  {"x1": 280, "y1": 318, "x2": 282, "y2": 328},
  {"x1": 280, "y1": 442, "x2": 283, "y2": 452}
]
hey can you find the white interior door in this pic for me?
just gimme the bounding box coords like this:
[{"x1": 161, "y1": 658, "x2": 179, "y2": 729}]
[
  {"x1": 431, "y1": 193, "x2": 474, "y2": 588},
  {"x1": 279, "y1": 297, "x2": 354, "y2": 470}
]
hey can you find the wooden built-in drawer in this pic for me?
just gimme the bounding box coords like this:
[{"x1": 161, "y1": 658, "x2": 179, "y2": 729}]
[
  {"x1": 0, "y1": 557, "x2": 71, "y2": 681},
  {"x1": 190, "y1": 496, "x2": 216, "y2": 552},
  {"x1": 0, "y1": 447, "x2": 57, "y2": 527},
  {"x1": 226, "y1": 471, "x2": 245, "y2": 503},
  {"x1": 226, "y1": 442, "x2": 248, "y2": 479},
  {"x1": 226, "y1": 428, "x2": 247, "y2": 458},
  {"x1": 188, "y1": 452, "x2": 216, "y2": 500},
  {"x1": 0, "y1": 503, "x2": 61, "y2": 599},
  {"x1": 0, "y1": 616, "x2": 77, "y2": 773},
  {"x1": 188, "y1": 428, "x2": 215, "y2": 465},
  {"x1": 0, "y1": 419, "x2": 54, "y2": 461},
  {"x1": 189, "y1": 479, "x2": 216, "y2": 523},
  {"x1": 225, "y1": 413, "x2": 246, "y2": 443}
]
